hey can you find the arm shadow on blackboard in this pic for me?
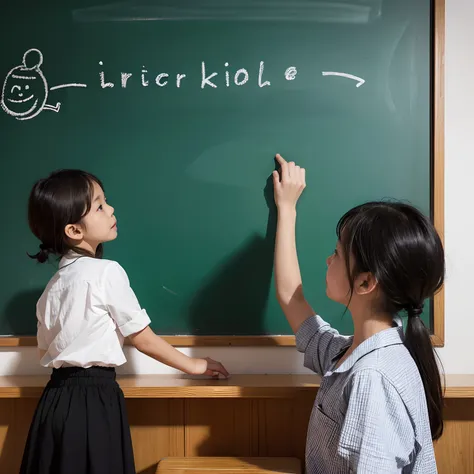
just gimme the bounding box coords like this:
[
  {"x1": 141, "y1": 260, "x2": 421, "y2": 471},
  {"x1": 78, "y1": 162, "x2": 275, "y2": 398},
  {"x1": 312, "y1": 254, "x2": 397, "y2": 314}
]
[{"x1": 187, "y1": 174, "x2": 277, "y2": 338}]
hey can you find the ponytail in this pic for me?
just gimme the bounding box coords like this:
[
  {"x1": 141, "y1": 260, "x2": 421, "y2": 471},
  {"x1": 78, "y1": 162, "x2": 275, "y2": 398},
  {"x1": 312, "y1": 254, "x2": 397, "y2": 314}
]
[
  {"x1": 404, "y1": 305, "x2": 444, "y2": 441},
  {"x1": 28, "y1": 243, "x2": 52, "y2": 263}
]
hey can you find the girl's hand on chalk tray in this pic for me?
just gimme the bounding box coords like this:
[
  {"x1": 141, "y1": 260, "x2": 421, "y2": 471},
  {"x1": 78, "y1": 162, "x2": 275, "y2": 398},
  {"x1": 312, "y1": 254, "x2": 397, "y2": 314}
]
[{"x1": 193, "y1": 357, "x2": 230, "y2": 379}]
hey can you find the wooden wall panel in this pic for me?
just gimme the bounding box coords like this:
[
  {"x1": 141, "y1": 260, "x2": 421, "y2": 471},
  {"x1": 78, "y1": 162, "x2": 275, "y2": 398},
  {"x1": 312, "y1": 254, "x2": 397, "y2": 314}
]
[
  {"x1": 1, "y1": 397, "x2": 473, "y2": 474},
  {"x1": 434, "y1": 399, "x2": 474, "y2": 474},
  {"x1": 127, "y1": 399, "x2": 185, "y2": 474},
  {"x1": 0, "y1": 399, "x2": 38, "y2": 474},
  {"x1": 184, "y1": 399, "x2": 257, "y2": 456},
  {"x1": 256, "y1": 399, "x2": 295, "y2": 456}
]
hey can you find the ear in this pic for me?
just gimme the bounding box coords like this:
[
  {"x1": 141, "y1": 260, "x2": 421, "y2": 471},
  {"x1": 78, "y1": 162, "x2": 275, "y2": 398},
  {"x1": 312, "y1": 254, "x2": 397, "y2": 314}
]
[
  {"x1": 354, "y1": 272, "x2": 378, "y2": 296},
  {"x1": 64, "y1": 223, "x2": 84, "y2": 243}
]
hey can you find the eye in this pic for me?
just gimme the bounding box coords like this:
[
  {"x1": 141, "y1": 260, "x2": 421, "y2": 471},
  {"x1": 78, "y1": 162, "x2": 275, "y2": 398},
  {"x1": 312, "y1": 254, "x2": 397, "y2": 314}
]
[
  {"x1": 334, "y1": 249, "x2": 338, "y2": 256},
  {"x1": 98, "y1": 204, "x2": 103, "y2": 211}
]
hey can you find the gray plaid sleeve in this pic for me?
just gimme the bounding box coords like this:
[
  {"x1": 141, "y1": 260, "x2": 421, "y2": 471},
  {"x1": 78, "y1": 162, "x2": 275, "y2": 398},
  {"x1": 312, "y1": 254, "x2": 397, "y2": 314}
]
[
  {"x1": 339, "y1": 369, "x2": 415, "y2": 473},
  {"x1": 295, "y1": 315, "x2": 352, "y2": 375}
]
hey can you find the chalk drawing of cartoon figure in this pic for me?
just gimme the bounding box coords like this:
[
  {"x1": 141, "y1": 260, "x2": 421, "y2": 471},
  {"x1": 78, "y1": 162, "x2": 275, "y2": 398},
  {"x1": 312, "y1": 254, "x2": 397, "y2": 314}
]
[{"x1": 1, "y1": 48, "x2": 86, "y2": 121}]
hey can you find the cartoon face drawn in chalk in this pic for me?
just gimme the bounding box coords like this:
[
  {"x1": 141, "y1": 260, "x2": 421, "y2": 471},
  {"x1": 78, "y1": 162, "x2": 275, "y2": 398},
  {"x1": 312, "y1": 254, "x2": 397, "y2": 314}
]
[
  {"x1": 1, "y1": 49, "x2": 49, "y2": 120},
  {"x1": 1, "y1": 48, "x2": 87, "y2": 121}
]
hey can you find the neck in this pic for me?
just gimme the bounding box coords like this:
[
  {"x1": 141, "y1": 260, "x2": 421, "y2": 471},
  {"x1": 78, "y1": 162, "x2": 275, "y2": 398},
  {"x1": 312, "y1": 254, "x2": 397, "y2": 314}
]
[
  {"x1": 350, "y1": 308, "x2": 393, "y2": 347},
  {"x1": 74, "y1": 240, "x2": 97, "y2": 256}
]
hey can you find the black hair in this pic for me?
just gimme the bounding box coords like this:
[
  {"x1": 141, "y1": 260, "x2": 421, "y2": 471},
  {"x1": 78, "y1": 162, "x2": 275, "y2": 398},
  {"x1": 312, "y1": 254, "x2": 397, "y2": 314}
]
[
  {"x1": 28, "y1": 169, "x2": 104, "y2": 262},
  {"x1": 336, "y1": 201, "x2": 445, "y2": 441}
]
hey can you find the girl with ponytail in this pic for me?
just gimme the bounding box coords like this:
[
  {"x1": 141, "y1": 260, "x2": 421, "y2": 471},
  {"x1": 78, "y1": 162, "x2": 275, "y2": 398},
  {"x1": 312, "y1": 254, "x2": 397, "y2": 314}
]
[{"x1": 273, "y1": 154, "x2": 444, "y2": 473}]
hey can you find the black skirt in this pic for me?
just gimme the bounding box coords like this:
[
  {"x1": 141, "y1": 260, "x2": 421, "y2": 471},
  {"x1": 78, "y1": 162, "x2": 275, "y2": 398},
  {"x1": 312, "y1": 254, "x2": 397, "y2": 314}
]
[{"x1": 20, "y1": 366, "x2": 136, "y2": 474}]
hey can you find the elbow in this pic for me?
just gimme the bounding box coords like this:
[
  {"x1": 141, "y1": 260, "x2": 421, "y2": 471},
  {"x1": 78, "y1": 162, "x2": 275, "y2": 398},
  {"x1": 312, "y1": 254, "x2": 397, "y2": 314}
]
[
  {"x1": 132, "y1": 337, "x2": 153, "y2": 355},
  {"x1": 276, "y1": 293, "x2": 291, "y2": 309},
  {"x1": 128, "y1": 326, "x2": 154, "y2": 353},
  {"x1": 131, "y1": 338, "x2": 146, "y2": 354},
  {"x1": 275, "y1": 289, "x2": 287, "y2": 305}
]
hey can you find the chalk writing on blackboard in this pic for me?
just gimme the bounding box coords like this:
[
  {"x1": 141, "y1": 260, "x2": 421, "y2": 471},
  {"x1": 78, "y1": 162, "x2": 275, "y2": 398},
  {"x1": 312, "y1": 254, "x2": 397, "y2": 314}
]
[
  {"x1": 2, "y1": 48, "x2": 366, "y2": 121},
  {"x1": 1, "y1": 49, "x2": 87, "y2": 121},
  {"x1": 321, "y1": 71, "x2": 365, "y2": 87}
]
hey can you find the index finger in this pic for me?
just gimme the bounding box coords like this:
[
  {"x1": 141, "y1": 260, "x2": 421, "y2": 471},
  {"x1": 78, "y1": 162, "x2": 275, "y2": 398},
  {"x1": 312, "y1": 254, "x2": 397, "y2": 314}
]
[
  {"x1": 275, "y1": 154, "x2": 287, "y2": 166},
  {"x1": 275, "y1": 154, "x2": 289, "y2": 180}
]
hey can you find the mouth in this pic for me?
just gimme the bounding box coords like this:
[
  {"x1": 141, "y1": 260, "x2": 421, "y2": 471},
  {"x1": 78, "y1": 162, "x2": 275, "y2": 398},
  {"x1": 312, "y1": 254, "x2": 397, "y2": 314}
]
[
  {"x1": 8, "y1": 95, "x2": 35, "y2": 103},
  {"x1": 111, "y1": 222, "x2": 117, "y2": 229},
  {"x1": 2, "y1": 98, "x2": 39, "y2": 118}
]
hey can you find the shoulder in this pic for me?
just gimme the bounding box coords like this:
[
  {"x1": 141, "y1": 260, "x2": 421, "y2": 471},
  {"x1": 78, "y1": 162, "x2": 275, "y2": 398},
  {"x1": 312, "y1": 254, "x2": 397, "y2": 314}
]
[
  {"x1": 96, "y1": 258, "x2": 126, "y2": 274},
  {"x1": 347, "y1": 366, "x2": 395, "y2": 392},
  {"x1": 353, "y1": 341, "x2": 418, "y2": 382},
  {"x1": 73, "y1": 256, "x2": 118, "y2": 272},
  {"x1": 348, "y1": 346, "x2": 424, "y2": 410},
  {"x1": 63, "y1": 257, "x2": 130, "y2": 285},
  {"x1": 94, "y1": 259, "x2": 130, "y2": 284}
]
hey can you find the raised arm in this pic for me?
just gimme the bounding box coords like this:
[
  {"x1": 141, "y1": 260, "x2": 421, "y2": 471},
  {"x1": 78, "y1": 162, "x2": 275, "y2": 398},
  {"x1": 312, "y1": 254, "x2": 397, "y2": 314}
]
[
  {"x1": 273, "y1": 154, "x2": 351, "y2": 375},
  {"x1": 273, "y1": 154, "x2": 314, "y2": 332}
]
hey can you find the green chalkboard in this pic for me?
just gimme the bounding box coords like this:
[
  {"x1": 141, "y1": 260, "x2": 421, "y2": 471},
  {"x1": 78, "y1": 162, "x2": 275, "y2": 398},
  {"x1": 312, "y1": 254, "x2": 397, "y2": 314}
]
[{"x1": 0, "y1": 0, "x2": 437, "y2": 340}]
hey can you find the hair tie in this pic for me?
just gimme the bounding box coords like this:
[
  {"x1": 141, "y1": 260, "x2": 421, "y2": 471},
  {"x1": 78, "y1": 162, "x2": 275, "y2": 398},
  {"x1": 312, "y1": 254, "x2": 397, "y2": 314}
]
[
  {"x1": 408, "y1": 304, "x2": 424, "y2": 317},
  {"x1": 36, "y1": 243, "x2": 51, "y2": 263}
]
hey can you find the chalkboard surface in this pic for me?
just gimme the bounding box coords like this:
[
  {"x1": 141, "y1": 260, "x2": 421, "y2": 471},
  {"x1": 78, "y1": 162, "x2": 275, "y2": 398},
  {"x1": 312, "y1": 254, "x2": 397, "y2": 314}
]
[{"x1": 0, "y1": 0, "x2": 438, "y2": 340}]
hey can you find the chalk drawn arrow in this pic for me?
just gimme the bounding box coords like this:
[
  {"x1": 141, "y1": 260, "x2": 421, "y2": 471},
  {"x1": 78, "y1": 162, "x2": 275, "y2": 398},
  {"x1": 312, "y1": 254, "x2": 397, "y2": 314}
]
[{"x1": 322, "y1": 71, "x2": 365, "y2": 88}]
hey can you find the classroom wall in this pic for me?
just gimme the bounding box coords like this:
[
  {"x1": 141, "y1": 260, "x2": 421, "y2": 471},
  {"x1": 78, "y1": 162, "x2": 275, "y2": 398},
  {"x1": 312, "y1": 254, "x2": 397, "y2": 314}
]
[{"x1": 1, "y1": 0, "x2": 473, "y2": 376}]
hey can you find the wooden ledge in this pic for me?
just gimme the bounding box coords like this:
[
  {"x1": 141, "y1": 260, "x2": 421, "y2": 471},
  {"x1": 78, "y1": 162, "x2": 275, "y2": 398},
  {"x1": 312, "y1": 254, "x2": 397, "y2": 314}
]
[
  {"x1": 157, "y1": 457, "x2": 302, "y2": 473},
  {"x1": 0, "y1": 336, "x2": 297, "y2": 347},
  {"x1": 0, "y1": 374, "x2": 473, "y2": 399},
  {"x1": 0, "y1": 333, "x2": 444, "y2": 347},
  {"x1": 0, "y1": 374, "x2": 317, "y2": 399}
]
